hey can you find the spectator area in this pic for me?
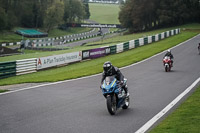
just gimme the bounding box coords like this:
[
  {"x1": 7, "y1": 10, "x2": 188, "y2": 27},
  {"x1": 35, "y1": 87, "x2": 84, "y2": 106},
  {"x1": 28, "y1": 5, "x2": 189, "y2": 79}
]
[{"x1": 16, "y1": 29, "x2": 48, "y2": 38}]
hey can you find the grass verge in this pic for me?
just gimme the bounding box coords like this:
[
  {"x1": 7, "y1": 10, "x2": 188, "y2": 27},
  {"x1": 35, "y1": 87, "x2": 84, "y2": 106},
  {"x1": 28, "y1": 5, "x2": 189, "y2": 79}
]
[
  {"x1": 150, "y1": 86, "x2": 200, "y2": 133},
  {"x1": 0, "y1": 28, "x2": 92, "y2": 43},
  {"x1": 89, "y1": 3, "x2": 120, "y2": 24},
  {"x1": 0, "y1": 89, "x2": 9, "y2": 93},
  {"x1": 0, "y1": 30, "x2": 198, "y2": 86}
]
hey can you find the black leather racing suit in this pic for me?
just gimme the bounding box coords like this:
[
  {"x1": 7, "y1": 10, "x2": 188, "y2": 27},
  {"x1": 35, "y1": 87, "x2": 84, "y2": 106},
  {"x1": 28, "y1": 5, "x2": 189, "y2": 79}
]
[
  {"x1": 101, "y1": 66, "x2": 128, "y2": 93},
  {"x1": 164, "y1": 52, "x2": 174, "y2": 60}
]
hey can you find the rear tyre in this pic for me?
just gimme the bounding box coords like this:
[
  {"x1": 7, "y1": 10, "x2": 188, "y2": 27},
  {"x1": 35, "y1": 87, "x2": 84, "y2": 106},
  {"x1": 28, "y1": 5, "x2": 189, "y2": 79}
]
[{"x1": 107, "y1": 95, "x2": 116, "y2": 115}]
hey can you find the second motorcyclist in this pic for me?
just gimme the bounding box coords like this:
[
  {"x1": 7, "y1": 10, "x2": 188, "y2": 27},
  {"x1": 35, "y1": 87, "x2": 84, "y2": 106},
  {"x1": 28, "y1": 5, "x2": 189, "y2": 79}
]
[
  {"x1": 164, "y1": 49, "x2": 174, "y2": 66},
  {"x1": 101, "y1": 61, "x2": 129, "y2": 96}
]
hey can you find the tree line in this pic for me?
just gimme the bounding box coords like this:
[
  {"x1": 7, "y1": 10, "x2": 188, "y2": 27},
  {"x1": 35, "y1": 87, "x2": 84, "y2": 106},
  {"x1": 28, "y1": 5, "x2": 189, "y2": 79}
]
[
  {"x1": 0, "y1": 0, "x2": 90, "y2": 32},
  {"x1": 119, "y1": 0, "x2": 200, "y2": 32}
]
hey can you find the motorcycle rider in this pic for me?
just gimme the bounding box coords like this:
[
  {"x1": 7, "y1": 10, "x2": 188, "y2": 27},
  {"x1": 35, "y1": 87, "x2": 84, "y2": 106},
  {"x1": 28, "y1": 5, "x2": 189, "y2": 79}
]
[
  {"x1": 101, "y1": 61, "x2": 129, "y2": 96},
  {"x1": 164, "y1": 49, "x2": 174, "y2": 66}
]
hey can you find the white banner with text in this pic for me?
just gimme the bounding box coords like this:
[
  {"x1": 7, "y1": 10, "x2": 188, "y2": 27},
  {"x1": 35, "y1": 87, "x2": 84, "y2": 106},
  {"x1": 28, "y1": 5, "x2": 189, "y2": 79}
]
[{"x1": 37, "y1": 51, "x2": 82, "y2": 70}]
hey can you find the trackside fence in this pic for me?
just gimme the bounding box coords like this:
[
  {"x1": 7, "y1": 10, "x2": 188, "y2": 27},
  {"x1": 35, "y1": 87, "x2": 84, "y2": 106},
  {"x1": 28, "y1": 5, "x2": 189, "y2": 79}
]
[
  {"x1": 0, "y1": 61, "x2": 16, "y2": 79},
  {"x1": 16, "y1": 58, "x2": 37, "y2": 75},
  {"x1": 0, "y1": 28, "x2": 180, "y2": 79}
]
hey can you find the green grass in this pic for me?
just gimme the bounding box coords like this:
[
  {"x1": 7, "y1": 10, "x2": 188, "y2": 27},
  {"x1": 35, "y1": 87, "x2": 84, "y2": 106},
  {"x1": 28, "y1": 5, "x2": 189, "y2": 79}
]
[
  {"x1": 89, "y1": 3, "x2": 120, "y2": 24},
  {"x1": 0, "y1": 30, "x2": 198, "y2": 86},
  {"x1": 2, "y1": 24, "x2": 198, "y2": 62},
  {"x1": 150, "y1": 86, "x2": 200, "y2": 133},
  {"x1": 0, "y1": 31, "x2": 23, "y2": 43},
  {"x1": 0, "y1": 89, "x2": 9, "y2": 93},
  {"x1": 0, "y1": 28, "x2": 92, "y2": 43}
]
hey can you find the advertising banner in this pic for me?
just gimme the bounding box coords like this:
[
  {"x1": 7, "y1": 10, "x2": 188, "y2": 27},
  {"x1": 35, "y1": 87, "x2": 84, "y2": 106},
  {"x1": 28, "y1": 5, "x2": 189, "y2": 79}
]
[
  {"x1": 82, "y1": 50, "x2": 90, "y2": 60},
  {"x1": 82, "y1": 48, "x2": 106, "y2": 60},
  {"x1": 37, "y1": 51, "x2": 82, "y2": 70},
  {"x1": 105, "y1": 47, "x2": 111, "y2": 55},
  {"x1": 63, "y1": 23, "x2": 122, "y2": 28},
  {"x1": 89, "y1": 48, "x2": 106, "y2": 59}
]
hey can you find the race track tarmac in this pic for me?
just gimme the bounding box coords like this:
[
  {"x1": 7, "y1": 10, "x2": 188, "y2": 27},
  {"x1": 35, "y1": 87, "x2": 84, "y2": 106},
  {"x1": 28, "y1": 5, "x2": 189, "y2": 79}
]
[{"x1": 0, "y1": 34, "x2": 200, "y2": 133}]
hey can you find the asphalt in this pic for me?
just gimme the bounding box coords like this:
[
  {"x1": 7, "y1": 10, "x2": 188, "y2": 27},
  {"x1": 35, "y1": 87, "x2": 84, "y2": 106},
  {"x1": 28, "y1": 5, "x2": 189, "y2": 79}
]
[
  {"x1": 0, "y1": 34, "x2": 200, "y2": 133},
  {"x1": 59, "y1": 32, "x2": 121, "y2": 47}
]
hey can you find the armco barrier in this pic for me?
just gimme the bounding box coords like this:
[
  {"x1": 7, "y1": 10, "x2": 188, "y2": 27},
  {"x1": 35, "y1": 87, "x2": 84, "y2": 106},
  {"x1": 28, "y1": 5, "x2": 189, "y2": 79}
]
[
  {"x1": 158, "y1": 34, "x2": 162, "y2": 40},
  {"x1": 116, "y1": 43, "x2": 123, "y2": 53},
  {"x1": 0, "y1": 61, "x2": 16, "y2": 79},
  {"x1": 148, "y1": 36, "x2": 152, "y2": 44},
  {"x1": 152, "y1": 36, "x2": 155, "y2": 42},
  {"x1": 169, "y1": 30, "x2": 171, "y2": 36},
  {"x1": 129, "y1": 40, "x2": 135, "y2": 49},
  {"x1": 123, "y1": 42, "x2": 129, "y2": 51},
  {"x1": 135, "y1": 39, "x2": 140, "y2": 48},
  {"x1": 16, "y1": 58, "x2": 37, "y2": 75},
  {"x1": 110, "y1": 45, "x2": 116, "y2": 54},
  {"x1": 144, "y1": 37, "x2": 148, "y2": 45},
  {"x1": 155, "y1": 34, "x2": 159, "y2": 41}
]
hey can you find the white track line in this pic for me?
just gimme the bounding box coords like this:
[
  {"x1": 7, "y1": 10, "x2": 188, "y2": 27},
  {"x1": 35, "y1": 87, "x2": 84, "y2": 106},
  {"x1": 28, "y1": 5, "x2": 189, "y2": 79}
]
[
  {"x1": 135, "y1": 77, "x2": 200, "y2": 133},
  {"x1": 0, "y1": 34, "x2": 199, "y2": 96}
]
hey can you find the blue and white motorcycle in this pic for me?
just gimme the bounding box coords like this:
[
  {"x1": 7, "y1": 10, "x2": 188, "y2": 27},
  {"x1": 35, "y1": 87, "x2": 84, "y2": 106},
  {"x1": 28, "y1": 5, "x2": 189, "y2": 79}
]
[{"x1": 101, "y1": 76, "x2": 130, "y2": 115}]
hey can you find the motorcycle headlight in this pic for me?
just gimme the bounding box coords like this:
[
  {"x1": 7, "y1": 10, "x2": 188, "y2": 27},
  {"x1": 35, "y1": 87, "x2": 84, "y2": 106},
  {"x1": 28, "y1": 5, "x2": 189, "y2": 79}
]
[{"x1": 106, "y1": 81, "x2": 110, "y2": 86}]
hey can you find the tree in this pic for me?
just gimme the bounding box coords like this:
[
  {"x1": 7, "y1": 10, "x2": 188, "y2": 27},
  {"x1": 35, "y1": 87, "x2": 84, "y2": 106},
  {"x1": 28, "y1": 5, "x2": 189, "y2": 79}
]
[
  {"x1": 119, "y1": 0, "x2": 200, "y2": 33},
  {"x1": 0, "y1": 7, "x2": 7, "y2": 31},
  {"x1": 83, "y1": 0, "x2": 90, "y2": 19},
  {"x1": 63, "y1": 0, "x2": 86, "y2": 23},
  {"x1": 44, "y1": 0, "x2": 64, "y2": 32}
]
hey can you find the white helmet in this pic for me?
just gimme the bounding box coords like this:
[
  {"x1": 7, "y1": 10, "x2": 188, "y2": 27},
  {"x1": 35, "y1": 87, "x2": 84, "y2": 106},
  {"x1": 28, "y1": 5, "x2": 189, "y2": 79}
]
[{"x1": 167, "y1": 49, "x2": 171, "y2": 53}]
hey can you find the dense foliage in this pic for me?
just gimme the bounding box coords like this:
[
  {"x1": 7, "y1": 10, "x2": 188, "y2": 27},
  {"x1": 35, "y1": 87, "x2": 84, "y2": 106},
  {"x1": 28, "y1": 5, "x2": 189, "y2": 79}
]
[
  {"x1": 0, "y1": 0, "x2": 90, "y2": 32},
  {"x1": 119, "y1": 0, "x2": 200, "y2": 32}
]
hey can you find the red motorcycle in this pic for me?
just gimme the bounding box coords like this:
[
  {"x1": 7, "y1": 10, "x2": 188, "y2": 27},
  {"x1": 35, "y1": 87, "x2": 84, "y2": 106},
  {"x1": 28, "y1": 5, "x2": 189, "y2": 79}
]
[{"x1": 163, "y1": 56, "x2": 172, "y2": 72}]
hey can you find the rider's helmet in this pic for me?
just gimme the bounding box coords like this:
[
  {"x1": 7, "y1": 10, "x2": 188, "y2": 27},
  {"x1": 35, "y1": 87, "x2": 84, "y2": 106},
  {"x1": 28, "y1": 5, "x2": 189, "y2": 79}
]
[
  {"x1": 167, "y1": 49, "x2": 171, "y2": 53},
  {"x1": 103, "y1": 61, "x2": 112, "y2": 74}
]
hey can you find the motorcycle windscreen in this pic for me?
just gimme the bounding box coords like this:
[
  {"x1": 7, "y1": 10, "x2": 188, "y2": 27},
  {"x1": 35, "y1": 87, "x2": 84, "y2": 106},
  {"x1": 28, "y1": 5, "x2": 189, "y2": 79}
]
[{"x1": 105, "y1": 76, "x2": 115, "y2": 85}]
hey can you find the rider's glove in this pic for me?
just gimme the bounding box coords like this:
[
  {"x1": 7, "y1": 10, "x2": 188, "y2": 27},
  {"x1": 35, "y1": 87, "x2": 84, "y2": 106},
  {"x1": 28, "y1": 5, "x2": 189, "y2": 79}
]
[{"x1": 120, "y1": 80, "x2": 124, "y2": 85}]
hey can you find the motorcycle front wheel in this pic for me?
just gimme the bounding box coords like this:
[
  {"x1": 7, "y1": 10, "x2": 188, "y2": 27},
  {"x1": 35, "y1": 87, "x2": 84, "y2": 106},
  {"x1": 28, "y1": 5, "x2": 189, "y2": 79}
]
[
  {"x1": 165, "y1": 65, "x2": 168, "y2": 72},
  {"x1": 107, "y1": 95, "x2": 116, "y2": 115}
]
